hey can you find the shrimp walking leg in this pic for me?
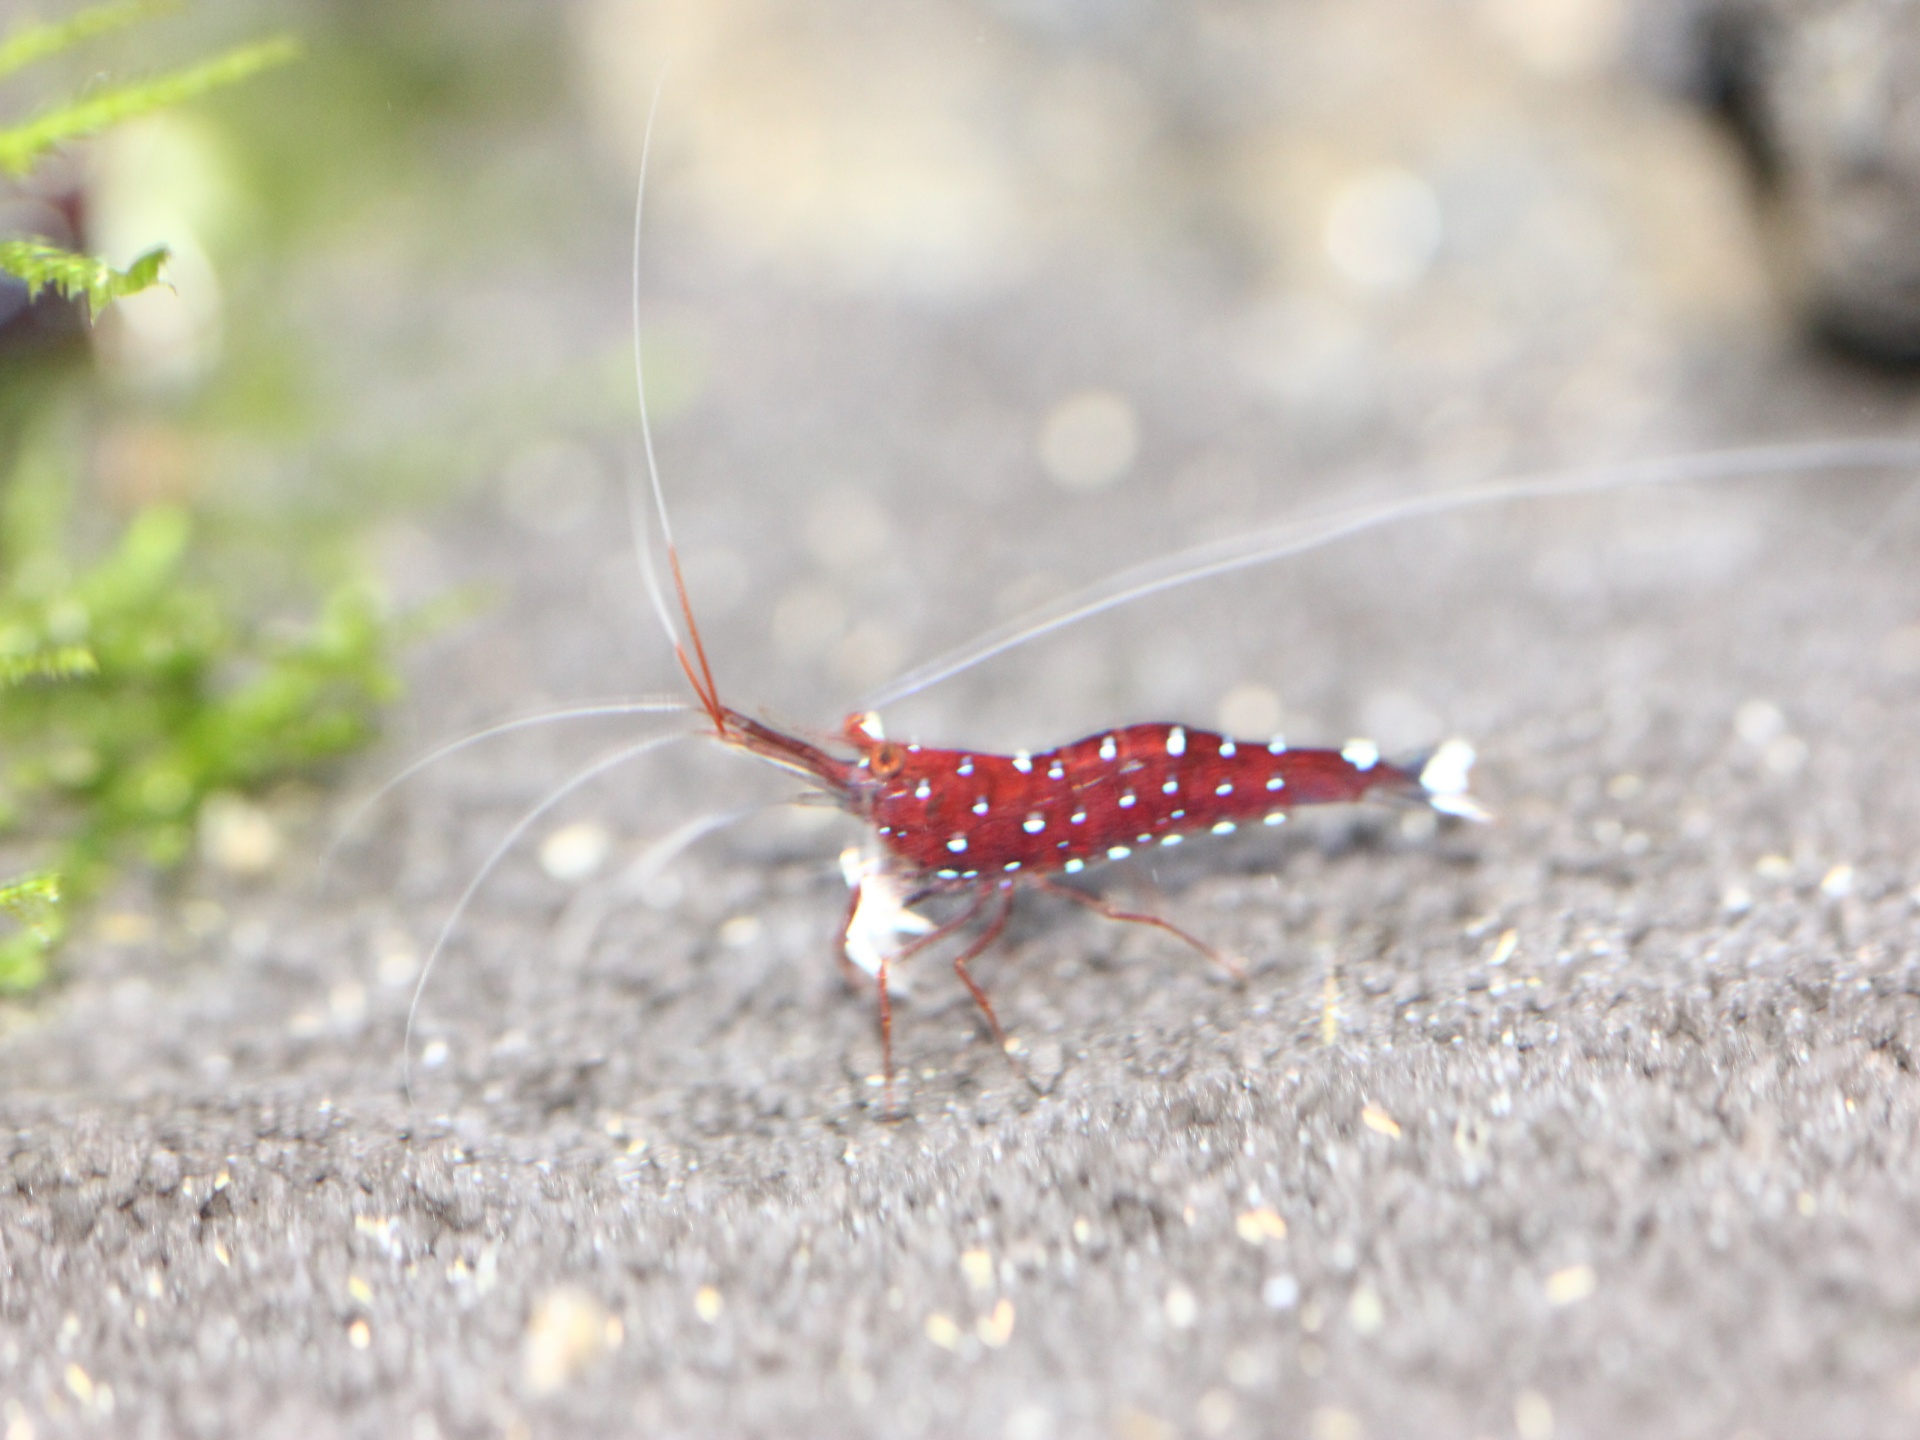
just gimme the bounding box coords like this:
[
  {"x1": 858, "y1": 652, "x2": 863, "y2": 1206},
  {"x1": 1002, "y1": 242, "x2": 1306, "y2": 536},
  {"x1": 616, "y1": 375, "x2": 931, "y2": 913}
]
[
  {"x1": 864, "y1": 881, "x2": 1006, "y2": 1091},
  {"x1": 1032, "y1": 874, "x2": 1243, "y2": 982},
  {"x1": 939, "y1": 884, "x2": 1018, "y2": 1054}
]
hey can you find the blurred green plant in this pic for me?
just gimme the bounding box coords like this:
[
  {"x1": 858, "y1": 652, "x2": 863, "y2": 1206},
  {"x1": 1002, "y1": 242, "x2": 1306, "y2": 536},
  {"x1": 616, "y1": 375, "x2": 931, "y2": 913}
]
[
  {"x1": 0, "y1": 2, "x2": 398, "y2": 991},
  {"x1": 0, "y1": 869, "x2": 63, "y2": 991},
  {"x1": 0, "y1": 237, "x2": 167, "y2": 315}
]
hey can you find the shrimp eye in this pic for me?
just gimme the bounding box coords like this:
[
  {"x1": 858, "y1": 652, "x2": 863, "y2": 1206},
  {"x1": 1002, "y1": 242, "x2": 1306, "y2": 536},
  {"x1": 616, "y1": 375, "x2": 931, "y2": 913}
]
[{"x1": 871, "y1": 742, "x2": 904, "y2": 779}]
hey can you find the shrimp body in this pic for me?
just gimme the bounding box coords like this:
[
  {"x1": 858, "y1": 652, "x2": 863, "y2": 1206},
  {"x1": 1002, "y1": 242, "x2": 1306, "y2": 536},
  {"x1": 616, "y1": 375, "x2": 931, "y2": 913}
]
[{"x1": 847, "y1": 720, "x2": 1479, "y2": 883}]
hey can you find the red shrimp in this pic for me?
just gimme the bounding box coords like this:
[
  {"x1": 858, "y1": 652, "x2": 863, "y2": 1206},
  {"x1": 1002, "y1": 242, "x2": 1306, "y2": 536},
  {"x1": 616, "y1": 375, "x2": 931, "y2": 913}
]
[
  {"x1": 393, "y1": 94, "x2": 1920, "y2": 1106},
  {"x1": 653, "y1": 544, "x2": 1482, "y2": 1092}
]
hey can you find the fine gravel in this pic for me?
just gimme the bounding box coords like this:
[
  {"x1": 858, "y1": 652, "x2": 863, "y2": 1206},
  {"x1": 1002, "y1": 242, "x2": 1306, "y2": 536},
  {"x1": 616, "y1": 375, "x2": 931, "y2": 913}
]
[{"x1": 7, "y1": 6, "x2": 1920, "y2": 1438}]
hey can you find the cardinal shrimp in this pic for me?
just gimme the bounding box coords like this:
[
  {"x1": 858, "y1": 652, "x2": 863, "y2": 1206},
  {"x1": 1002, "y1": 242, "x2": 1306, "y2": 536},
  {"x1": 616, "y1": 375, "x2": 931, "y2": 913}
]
[{"x1": 367, "y1": 34, "x2": 1920, "y2": 1116}]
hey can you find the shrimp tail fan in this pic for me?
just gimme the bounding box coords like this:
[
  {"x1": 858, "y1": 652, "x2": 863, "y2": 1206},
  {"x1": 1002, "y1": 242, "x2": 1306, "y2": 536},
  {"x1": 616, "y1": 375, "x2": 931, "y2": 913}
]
[{"x1": 1393, "y1": 738, "x2": 1489, "y2": 822}]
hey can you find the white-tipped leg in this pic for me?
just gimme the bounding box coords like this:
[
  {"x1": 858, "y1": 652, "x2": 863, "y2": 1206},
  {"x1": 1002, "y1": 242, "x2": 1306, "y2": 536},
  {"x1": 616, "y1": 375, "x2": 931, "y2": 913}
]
[
  {"x1": 839, "y1": 846, "x2": 935, "y2": 987},
  {"x1": 1420, "y1": 739, "x2": 1490, "y2": 822}
]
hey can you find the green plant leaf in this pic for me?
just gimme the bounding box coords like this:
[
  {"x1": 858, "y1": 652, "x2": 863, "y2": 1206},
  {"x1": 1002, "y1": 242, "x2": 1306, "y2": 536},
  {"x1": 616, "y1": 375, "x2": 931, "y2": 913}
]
[
  {"x1": 0, "y1": 871, "x2": 62, "y2": 993},
  {"x1": 0, "y1": 34, "x2": 301, "y2": 176},
  {"x1": 0, "y1": 1, "x2": 181, "y2": 83},
  {"x1": 0, "y1": 239, "x2": 168, "y2": 316},
  {"x1": 0, "y1": 646, "x2": 97, "y2": 684}
]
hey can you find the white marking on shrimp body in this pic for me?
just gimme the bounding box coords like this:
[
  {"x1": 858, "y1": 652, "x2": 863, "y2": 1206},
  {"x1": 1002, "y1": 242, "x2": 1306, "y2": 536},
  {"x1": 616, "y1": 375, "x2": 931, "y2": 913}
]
[
  {"x1": 1162, "y1": 779, "x2": 1179, "y2": 795},
  {"x1": 957, "y1": 757, "x2": 975, "y2": 776},
  {"x1": 1098, "y1": 735, "x2": 1118, "y2": 762},
  {"x1": 1420, "y1": 738, "x2": 1488, "y2": 821},
  {"x1": 1166, "y1": 727, "x2": 1187, "y2": 757},
  {"x1": 1013, "y1": 751, "x2": 1032, "y2": 774},
  {"x1": 1047, "y1": 761, "x2": 1065, "y2": 781},
  {"x1": 1268, "y1": 737, "x2": 1288, "y2": 754},
  {"x1": 1160, "y1": 834, "x2": 1183, "y2": 847},
  {"x1": 972, "y1": 797, "x2": 990, "y2": 816},
  {"x1": 1064, "y1": 858, "x2": 1085, "y2": 874},
  {"x1": 1023, "y1": 814, "x2": 1046, "y2": 834},
  {"x1": 1107, "y1": 845, "x2": 1132, "y2": 860},
  {"x1": 1071, "y1": 810, "x2": 1087, "y2": 825},
  {"x1": 914, "y1": 779, "x2": 931, "y2": 800},
  {"x1": 1342, "y1": 739, "x2": 1380, "y2": 771},
  {"x1": 947, "y1": 835, "x2": 969, "y2": 854},
  {"x1": 1215, "y1": 781, "x2": 1234, "y2": 797},
  {"x1": 1266, "y1": 775, "x2": 1285, "y2": 791},
  {"x1": 1264, "y1": 812, "x2": 1286, "y2": 826},
  {"x1": 1119, "y1": 792, "x2": 1137, "y2": 808},
  {"x1": 1212, "y1": 821, "x2": 1236, "y2": 835},
  {"x1": 1218, "y1": 738, "x2": 1236, "y2": 757},
  {"x1": 1004, "y1": 861, "x2": 1021, "y2": 872},
  {"x1": 839, "y1": 847, "x2": 935, "y2": 981}
]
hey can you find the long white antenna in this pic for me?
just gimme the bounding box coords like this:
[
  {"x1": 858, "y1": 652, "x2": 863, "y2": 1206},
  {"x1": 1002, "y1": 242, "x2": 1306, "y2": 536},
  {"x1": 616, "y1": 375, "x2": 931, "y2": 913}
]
[
  {"x1": 403, "y1": 731, "x2": 688, "y2": 1105},
  {"x1": 549, "y1": 801, "x2": 780, "y2": 970},
  {"x1": 861, "y1": 437, "x2": 1920, "y2": 711},
  {"x1": 629, "y1": 75, "x2": 681, "y2": 651},
  {"x1": 319, "y1": 698, "x2": 691, "y2": 892}
]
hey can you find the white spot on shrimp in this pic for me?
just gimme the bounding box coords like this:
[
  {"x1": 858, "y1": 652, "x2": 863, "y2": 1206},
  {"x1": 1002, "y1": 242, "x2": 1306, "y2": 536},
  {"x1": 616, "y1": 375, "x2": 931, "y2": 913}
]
[
  {"x1": 963, "y1": 870, "x2": 979, "y2": 879},
  {"x1": 1013, "y1": 751, "x2": 1033, "y2": 774},
  {"x1": 1004, "y1": 861, "x2": 1021, "y2": 872},
  {"x1": 878, "y1": 825, "x2": 893, "y2": 837},
  {"x1": 1160, "y1": 834, "x2": 1183, "y2": 847},
  {"x1": 1071, "y1": 811, "x2": 1087, "y2": 825},
  {"x1": 1264, "y1": 812, "x2": 1287, "y2": 826},
  {"x1": 1342, "y1": 739, "x2": 1381, "y2": 771},
  {"x1": 1166, "y1": 727, "x2": 1187, "y2": 757},
  {"x1": 957, "y1": 757, "x2": 975, "y2": 776},
  {"x1": 1266, "y1": 775, "x2": 1286, "y2": 791},
  {"x1": 1136, "y1": 833, "x2": 1152, "y2": 844},
  {"x1": 1170, "y1": 809, "x2": 1186, "y2": 820},
  {"x1": 839, "y1": 850, "x2": 935, "y2": 979},
  {"x1": 1023, "y1": 814, "x2": 1046, "y2": 834},
  {"x1": 1268, "y1": 737, "x2": 1288, "y2": 754},
  {"x1": 938, "y1": 868, "x2": 959, "y2": 879},
  {"x1": 1119, "y1": 792, "x2": 1137, "y2": 809},
  {"x1": 1212, "y1": 821, "x2": 1237, "y2": 835},
  {"x1": 1215, "y1": 781, "x2": 1234, "y2": 797},
  {"x1": 1107, "y1": 845, "x2": 1132, "y2": 861},
  {"x1": 1098, "y1": 735, "x2": 1118, "y2": 762},
  {"x1": 1047, "y1": 761, "x2": 1065, "y2": 781},
  {"x1": 972, "y1": 798, "x2": 990, "y2": 816},
  {"x1": 947, "y1": 836, "x2": 969, "y2": 854},
  {"x1": 1162, "y1": 779, "x2": 1179, "y2": 795},
  {"x1": 1419, "y1": 738, "x2": 1486, "y2": 820},
  {"x1": 1064, "y1": 858, "x2": 1085, "y2": 874},
  {"x1": 907, "y1": 744, "x2": 921, "y2": 754},
  {"x1": 1218, "y1": 738, "x2": 1237, "y2": 758},
  {"x1": 914, "y1": 779, "x2": 931, "y2": 800}
]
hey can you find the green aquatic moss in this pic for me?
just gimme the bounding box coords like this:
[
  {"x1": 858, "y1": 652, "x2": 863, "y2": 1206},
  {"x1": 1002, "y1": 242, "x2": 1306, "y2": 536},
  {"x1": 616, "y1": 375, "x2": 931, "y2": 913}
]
[{"x1": 0, "y1": 3, "x2": 398, "y2": 989}]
